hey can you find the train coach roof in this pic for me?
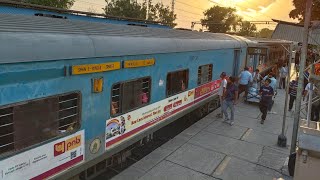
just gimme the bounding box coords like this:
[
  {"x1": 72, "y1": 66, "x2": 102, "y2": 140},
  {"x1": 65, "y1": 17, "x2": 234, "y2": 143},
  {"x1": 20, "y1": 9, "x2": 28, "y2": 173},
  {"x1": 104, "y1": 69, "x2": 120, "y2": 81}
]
[
  {"x1": 244, "y1": 37, "x2": 293, "y2": 45},
  {"x1": 0, "y1": 14, "x2": 246, "y2": 64}
]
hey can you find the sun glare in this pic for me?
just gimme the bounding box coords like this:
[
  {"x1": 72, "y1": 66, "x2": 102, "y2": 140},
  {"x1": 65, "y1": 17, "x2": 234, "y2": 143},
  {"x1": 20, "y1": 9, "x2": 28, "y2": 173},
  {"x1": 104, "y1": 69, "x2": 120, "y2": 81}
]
[{"x1": 209, "y1": 0, "x2": 275, "y2": 20}]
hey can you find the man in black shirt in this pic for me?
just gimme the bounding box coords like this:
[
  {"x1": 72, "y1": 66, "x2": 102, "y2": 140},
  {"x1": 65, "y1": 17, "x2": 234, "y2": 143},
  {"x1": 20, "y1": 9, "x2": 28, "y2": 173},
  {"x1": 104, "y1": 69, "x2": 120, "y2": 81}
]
[{"x1": 259, "y1": 79, "x2": 274, "y2": 124}]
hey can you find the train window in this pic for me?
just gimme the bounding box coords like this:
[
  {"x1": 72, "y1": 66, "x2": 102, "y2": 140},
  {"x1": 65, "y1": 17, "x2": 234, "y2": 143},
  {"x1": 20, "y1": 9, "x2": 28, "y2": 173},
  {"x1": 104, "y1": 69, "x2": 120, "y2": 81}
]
[
  {"x1": 111, "y1": 77, "x2": 151, "y2": 116},
  {"x1": 0, "y1": 92, "x2": 81, "y2": 156},
  {"x1": 166, "y1": 69, "x2": 189, "y2": 97},
  {"x1": 198, "y1": 64, "x2": 213, "y2": 85},
  {"x1": 259, "y1": 56, "x2": 266, "y2": 65}
]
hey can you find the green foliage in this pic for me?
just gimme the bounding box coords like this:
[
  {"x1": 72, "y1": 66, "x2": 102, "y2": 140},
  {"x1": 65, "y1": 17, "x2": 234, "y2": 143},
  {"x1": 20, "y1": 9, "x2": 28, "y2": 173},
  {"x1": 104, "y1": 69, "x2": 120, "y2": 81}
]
[
  {"x1": 289, "y1": 0, "x2": 320, "y2": 22},
  {"x1": 104, "y1": 0, "x2": 147, "y2": 20},
  {"x1": 18, "y1": 0, "x2": 75, "y2": 9},
  {"x1": 104, "y1": 0, "x2": 176, "y2": 27},
  {"x1": 148, "y1": 2, "x2": 177, "y2": 27},
  {"x1": 257, "y1": 28, "x2": 274, "y2": 38},
  {"x1": 201, "y1": 5, "x2": 241, "y2": 33},
  {"x1": 238, "y1": 21, "x2": 257, "y2": 37}
]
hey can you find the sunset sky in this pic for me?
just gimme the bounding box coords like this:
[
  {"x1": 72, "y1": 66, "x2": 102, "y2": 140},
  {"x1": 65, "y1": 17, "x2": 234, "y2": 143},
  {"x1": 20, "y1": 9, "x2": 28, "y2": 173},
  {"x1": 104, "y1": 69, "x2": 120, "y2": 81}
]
[{"x1": 72, "y1": 0, "x2": 297, "y2": 30}]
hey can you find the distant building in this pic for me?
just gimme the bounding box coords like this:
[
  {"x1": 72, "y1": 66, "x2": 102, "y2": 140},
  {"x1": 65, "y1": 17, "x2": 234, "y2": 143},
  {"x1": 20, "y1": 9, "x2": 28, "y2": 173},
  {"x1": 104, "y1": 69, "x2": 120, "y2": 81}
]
[{"x1": 272, "y1": 19, "x2": 320, "y2": 46}]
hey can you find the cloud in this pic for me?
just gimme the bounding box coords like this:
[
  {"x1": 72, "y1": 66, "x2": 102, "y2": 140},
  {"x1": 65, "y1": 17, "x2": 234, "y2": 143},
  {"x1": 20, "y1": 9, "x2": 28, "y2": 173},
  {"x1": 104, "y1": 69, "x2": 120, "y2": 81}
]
[
  {"x1": 237, "y1": 0, "x2": 276, "y2": 11},
  {"x1": 234, "y1": 0, "x2": 296, "y2": 22}
]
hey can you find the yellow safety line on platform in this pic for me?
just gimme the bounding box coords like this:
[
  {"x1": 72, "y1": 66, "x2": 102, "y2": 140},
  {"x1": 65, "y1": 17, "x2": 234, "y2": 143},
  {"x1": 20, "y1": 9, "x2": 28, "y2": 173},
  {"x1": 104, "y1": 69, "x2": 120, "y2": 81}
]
[
  {"x1": 213, "y1": 156, "x2": 231, "y2": 176},
  {"x1": 240, "y1": 128, "x2": 252, "y2": 140}
]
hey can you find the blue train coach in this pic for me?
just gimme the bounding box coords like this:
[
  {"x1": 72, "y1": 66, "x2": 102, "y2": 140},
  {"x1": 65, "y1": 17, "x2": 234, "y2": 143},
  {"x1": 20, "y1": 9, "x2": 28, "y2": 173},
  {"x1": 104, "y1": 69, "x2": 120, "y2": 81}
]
[{"x1": 0, "y1": 14, "x2": 248, "y2": 179}]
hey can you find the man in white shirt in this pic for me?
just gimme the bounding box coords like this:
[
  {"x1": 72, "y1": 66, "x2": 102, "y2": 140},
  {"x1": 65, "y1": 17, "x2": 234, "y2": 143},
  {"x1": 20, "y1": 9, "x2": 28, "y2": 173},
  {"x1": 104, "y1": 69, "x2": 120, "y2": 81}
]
[
  {"x1": 252, "y1": 69, "x2": 262, "y2": 89},
  {"x1": 263, "y1": 73, "x2": 277, "y2": 94},
  {"x1": 279, "y1": 64, "x2": 288, "y2": 89},
  {"x1": 217, "y1": 72, "x2": 227, "y2": 118},
  {"x1": 238, "y1": 67, "x2": 253, "y2": 97},
  {"x1": 304, "y1": 82, "x2": 316, "y2": 100}
]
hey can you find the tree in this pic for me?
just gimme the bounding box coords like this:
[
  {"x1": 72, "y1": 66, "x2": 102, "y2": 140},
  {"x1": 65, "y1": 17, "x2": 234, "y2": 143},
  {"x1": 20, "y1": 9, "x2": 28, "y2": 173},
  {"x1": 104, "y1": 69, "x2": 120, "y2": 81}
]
[
  {"x1": 148, "y1": 2, "x2": 177, "y2": 27},
  {"x1": 15, "y1": 0, "x2": 75, "y2": 9},
  {"x1": 104, "y1": 0, "x2": 147, "y2": 20},
  {"x1": 238, "y1": 21, "x2": 257, "y2": 37},
  {"x1": 289, "y1": 0, "x2": 320, "y2": 22},
  {"x1": 257, "y1": 28, "x2": 273, "y2": 38},
  {"x1": 104, "y1": 0, "x2": 176, "y2": 27},
  {"x1": 201, "y1": 5, "x2": 241, "y2": 33}
]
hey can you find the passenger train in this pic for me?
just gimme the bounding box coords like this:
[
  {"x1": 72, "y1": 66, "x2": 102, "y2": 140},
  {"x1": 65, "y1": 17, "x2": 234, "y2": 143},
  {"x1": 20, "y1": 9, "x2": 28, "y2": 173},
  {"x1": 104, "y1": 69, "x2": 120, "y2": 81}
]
[{"x1": 0, "y1": 13, "x2": 291, "y2": 180}]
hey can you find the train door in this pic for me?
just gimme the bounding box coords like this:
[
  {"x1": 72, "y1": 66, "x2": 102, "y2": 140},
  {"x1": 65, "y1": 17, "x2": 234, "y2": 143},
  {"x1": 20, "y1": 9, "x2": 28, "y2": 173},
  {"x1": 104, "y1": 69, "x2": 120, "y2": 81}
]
[
  {"x1": 253, "y1": 55, "x2": 259, "y2": 71},
  {"x1": 246, "y1": 54, "x2": 255, "y2": 73},
  {"x1": 233, "y1": 49, "x2": 241, "y2": 76},
  {"x1": 247, "y1": 48, "x2": 267, "y2": 73}
]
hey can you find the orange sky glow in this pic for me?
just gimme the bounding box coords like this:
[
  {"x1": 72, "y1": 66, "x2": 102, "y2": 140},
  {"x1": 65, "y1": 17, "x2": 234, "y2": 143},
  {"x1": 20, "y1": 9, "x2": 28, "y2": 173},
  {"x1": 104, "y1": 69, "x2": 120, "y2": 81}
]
[{"x1": 72, "y1": 0, "x2": 298, "y2": 30}]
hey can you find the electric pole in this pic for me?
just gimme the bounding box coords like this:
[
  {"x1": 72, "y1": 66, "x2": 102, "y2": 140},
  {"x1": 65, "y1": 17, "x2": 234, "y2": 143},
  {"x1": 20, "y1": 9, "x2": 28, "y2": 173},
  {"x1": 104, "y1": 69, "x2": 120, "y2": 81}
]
[
  {"x1": 145, "y1": 0, "x2": 148, "y2": 20},
  {"x1": 291, "y1": 0, "x2": 313, "y2": 154},
  {"x1": 171, "y1": 0, "x2": 175, "y2": 13}
]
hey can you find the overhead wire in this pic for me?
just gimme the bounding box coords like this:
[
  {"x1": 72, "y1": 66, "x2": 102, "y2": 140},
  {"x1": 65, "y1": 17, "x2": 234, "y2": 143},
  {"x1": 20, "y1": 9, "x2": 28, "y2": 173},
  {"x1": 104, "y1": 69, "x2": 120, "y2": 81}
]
[
  {"x1": 176, "y1": 19, "x2": 196, "y2": 23},
  {"x1": 177, "y1": 14, "x2": 202, "y2": 20},
  {"x1": 175, "y1": 8, "x2": 203, "y2": 17},
  {"x1": 76, "y1": 0, "x2": 106, "y2": 7},
  {"x1": 175, "y1": 1, "x2": 206, "y2": 11}
]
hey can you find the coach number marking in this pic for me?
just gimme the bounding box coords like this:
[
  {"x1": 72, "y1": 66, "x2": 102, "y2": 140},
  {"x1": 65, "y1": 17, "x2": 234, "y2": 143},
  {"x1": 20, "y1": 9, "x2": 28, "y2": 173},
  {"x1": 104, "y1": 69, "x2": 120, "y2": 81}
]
[{"x1": 72, "y1": 62, "x2": 121, "y2": 75}]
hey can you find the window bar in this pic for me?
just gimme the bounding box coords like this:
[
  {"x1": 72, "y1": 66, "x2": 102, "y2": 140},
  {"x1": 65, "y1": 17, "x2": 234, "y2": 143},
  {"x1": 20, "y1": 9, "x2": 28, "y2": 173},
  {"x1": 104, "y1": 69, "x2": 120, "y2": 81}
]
[
  {"x1": 0, "y1": 113, "x2": 13, "y2": 118},
  {"x1": 59, "y1": 113, "x2": 78, "y2": 121},
  {"x1": 0, "y1": 132, "x2": 14, "y2": 138},
  {"x1": 59, "y1": 106, "x2": 78, "y2": 112},
  {"x1": 0, "y1": 142, "x2": 14, "y2": 148},
  {"x1": 112, "y1": 88, "x2": 120, "y2": 91},
  {"x1": 0, "y1": 123, "x2": 13, "y2": 128},
  {"x1": 59, "y1": 122, "x2": 77, "y2": 129},
  {"x1": 59, "y1": 98, "x2": 78, "y2": 104}
]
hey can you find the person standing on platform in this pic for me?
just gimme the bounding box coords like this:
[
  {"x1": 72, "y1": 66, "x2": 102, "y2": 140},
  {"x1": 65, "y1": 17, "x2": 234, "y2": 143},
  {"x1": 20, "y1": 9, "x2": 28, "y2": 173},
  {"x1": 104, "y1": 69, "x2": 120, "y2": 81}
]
[
  {"x1": 217, "y1": 72, "x2": 227, "y2": 118},
  {"x1": 238, "y1": 67, "x2": 253, "y2": 98},
  {"x1": 259, "y1": 79, "x2": 274, "y2": 124},
  {"x1": 252, "y1": 69, "x2": 262, "y2": 89},
  {"x1": 279, "y1": 64, "x2": 288, "y2": 89},
  {"x1": 288, "y1": 77, "x2": 299, "y2": 112},
  {"x1": 222, "y1": 77, "x2": 238, "y2": 126},
  {"x1": 267, "y1": 73, "x2": 277, "y2": 113},
  {"x1": 263, "y1": 73, "x2": 277, "y2": 96}
]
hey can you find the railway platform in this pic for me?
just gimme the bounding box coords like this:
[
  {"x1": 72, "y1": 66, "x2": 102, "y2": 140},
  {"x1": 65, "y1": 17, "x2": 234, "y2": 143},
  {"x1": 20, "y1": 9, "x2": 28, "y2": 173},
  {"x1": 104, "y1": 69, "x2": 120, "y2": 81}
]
[{"x1": 111, "y1": 89, "x2": 294, "y2": 180}]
